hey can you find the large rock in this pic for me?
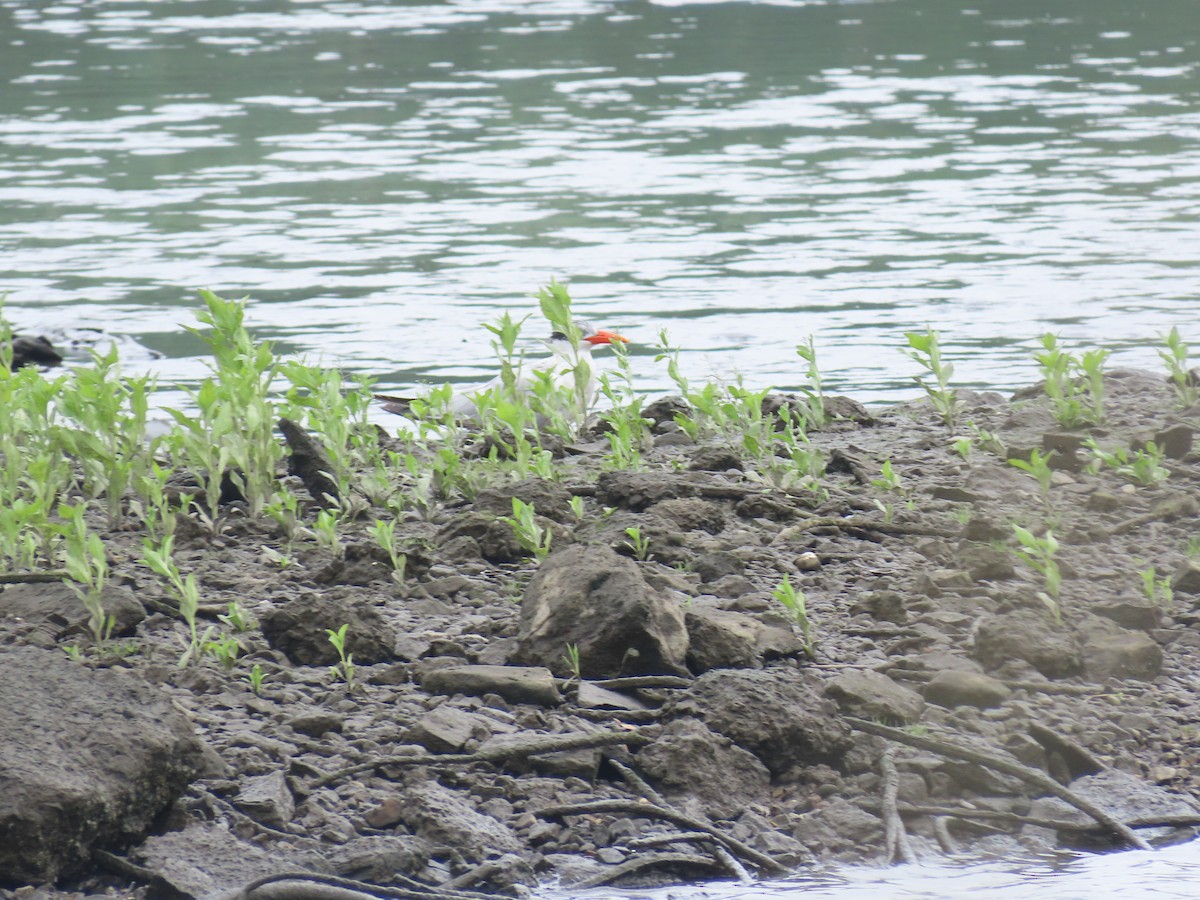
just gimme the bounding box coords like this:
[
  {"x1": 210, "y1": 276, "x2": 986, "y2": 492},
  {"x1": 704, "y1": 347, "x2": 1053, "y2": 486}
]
[
  {"x1": 685, "y1": 605, "x2": 803, "y2": 672},
  {"x1": 923, "y1": 669, "x2": 1011, "y2": 709},
  {"x1": 396, "y1": 780, "x2": 521, "y2": 863},
  {"x1": 419, "y1": 664, "x2": 561, "y2": 706},
  {"x1": 663, "y1": 667, "x2": 852, "y2": 775},
  {"x1": 514, "y1": 544, "x2": 688, "y2": 678},
  {"x1": 824, "y1": 670, "x2": 925, "y2": 725},
  {"x1": 973, "y1": 609, "x2": 1082, "y2": 679},
  {"x1": 0, "y1": 581, "x2": 146, "y2": 639},
  {"x1": 0, "y1": 647, "x2": 204, "y2": 883},
  {"x1": 636, "y1": 719, "x2": 771, "y2": 820},
  {"x1": 260, "y1": 594, "x2": 396, "y2": 666}
]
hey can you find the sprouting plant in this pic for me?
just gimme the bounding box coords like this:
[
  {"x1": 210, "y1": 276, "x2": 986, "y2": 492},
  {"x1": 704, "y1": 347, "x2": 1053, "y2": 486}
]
[
  {"x1": 904, "y1": 328, "x2": 958, "y2": 428},
  {"x1": 248, "y1": 663, "x2": 266, "y2": 696},
  {"x1": 1085, "y1": 438, "x2": 1169, "y2": 486},
  {"x1": 1138, "y1": 566, "x2": 1174, "y2": 607},
  {"x1": 1187, "y1": 536, "x2": 1200, "y2": 558},
  {"x1": 218, "y1": 601, "x2": 253, "y2": 633},
  {"x1": 1008, "y1": 449, "x2": 1056, "y2": 503},
  {"x1": 599, "y1": 340, "x2": 649, "y2": 471},
  {"x1": 203, "y1": 635, "x2": 241, "y2": 671},
  {"x1": 313, "y1": 508, "x2": 345, "y2": 559},
  {"x1": 1035, "y1": 334, "x2": 1108, "y2": 427},
  {"x1": 327, "y1": 623, "x2": 356, "y2": 690},
  {"x1": 368, "y1": 518, "x2": 407, "y2": 585},
  {"x1": 59, "y1": 503, "x2": 114, "y2": 650},
  {"x1": 501, "y1": 497, "x2": 553, "y2": 561},
  {"x1": 968, "y1": 423, "x2": 1005, "y2": 456},
  {"x1": 794, "y1": 337, "x2": 828, "y2": 429},
  {"x1": 63, "y1": 644, "x2": 83, "y2": 662},
  {"x1": 772, "y1": 574, "x2": 815, "y2": 660},
  {"x1": 872, "y1": 460, "x2": 903, "y2": 493},
  {"x1": 624, "y1": 526, "x2": 650, "y2": 561},
  {"x1": 951, "y1": 436, "x2": 972, "y2": 460},
  {"x1": 1159, "y1": 326, "x2": 1198, "y2": 408},
  {"x1": 142, "y1": 535, "x2": 211, "y2": 666},
  {"x1": 569, "y1": 495, "x2": 585, "y2": 520},
  {"x1": 1012, "y1": 524, "x2": 1062, "y2": 623},
  {"x1": 562, "y1": 643, "x2": 582, "y2": 681}
]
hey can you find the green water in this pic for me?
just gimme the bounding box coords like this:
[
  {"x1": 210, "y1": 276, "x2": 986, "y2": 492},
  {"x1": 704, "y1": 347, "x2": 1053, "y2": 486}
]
[{"x1": 2, "y1": 0, "x2": 1198, "y2": 404}]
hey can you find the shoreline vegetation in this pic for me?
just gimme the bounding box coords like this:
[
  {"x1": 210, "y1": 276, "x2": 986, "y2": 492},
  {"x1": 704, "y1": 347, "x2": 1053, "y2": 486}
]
[{"x1": 4, "y1": 284, "x2": 1200, "y2": 897}]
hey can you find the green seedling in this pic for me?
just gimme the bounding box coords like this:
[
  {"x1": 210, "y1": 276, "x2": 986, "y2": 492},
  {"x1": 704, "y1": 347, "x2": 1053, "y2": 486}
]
[
  {"x1": 203, "y1": 635, "x2": 241, "y2": 671},
  {"x1": 1085, "y1": 438, "x2": 1169, "y2": 486},
  {"x1": 218, "y1": 601, "x2": 253, "y2": 633},
  {"x1": 951, "y1": 436, "x2": 972, "y2": 461},
  {"x1": 502, "y1": 497, "x2": 553, "y2": 561},
  {"x1": 58, "y1": 503, "x2": 114, "y2": 650},
  {"x1": 1008, "y1": 449, "x2": 1056, "y2": 503},
  {"x1": 368, "y1": 518, "x2": 407, "y2": 585},
  {"x1": 794, "y1": 337, "x2": 828, "y2": 429},
  {"x1": 1012, "y1": 524, "x2": 1062, "y2": 624},
  {"x1": 872, "y1": 460, "x2": 903, "y2": 493},
  {"x1": 63, "y1": 644, "x2": 83, "y2": 662},
  {"x1": 562, "y1": 643, "x2": 582, "y2": 681},
  {"x1": 904, "y1": 328, "x2": 958, "y2": 428},
  {"x1": 1138, "y1": 566, "x2": 1174, "y2": 607},
  {"x1": 1159, "y1": 326, "x2": 1198, "y2": 409},
  {"x1": 327, "y1": 623, "x2": 356, "y2": 690},
  {"x1": 143, "y1": 535, "x2": 211, "y2": 666},
  {"x1": 569, "y1": 495, "x2": 585, "y2": 520},
  {"x1": 772, "y1": 574, "x2": 815, "y2": 660},
  {"x1": 248, "y1": 663, "x2": 266, "y2": 695},
  {"x1": 624, "y1": 526, "x2": 651, "y2": 561},
  {"x1": 968, "y1": 423, "x2": 1005, "y2": 457},
  {"x1": 1035, "y1": 334, "x2": 1108, "y2": 427},
  {"x1": 312, "y1": 508, "x2": 345, "y2": 559}
]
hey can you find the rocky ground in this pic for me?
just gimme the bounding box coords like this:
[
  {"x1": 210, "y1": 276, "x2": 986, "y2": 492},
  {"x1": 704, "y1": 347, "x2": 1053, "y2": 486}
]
[{"x1": 5, "y1": 367, "x2": 1200, "y2": 899}]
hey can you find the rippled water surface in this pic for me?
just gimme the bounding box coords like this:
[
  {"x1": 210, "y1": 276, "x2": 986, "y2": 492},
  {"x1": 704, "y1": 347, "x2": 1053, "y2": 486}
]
[
  {"x1": 545, "y1": 838, "x2": 1200, "y2": 899},
  {"x1": 3, "y1": 0, "x2": 1198, "y2": 403}
]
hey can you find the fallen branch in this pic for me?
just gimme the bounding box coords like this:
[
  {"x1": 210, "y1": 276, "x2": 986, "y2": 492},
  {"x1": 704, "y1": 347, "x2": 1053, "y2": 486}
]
[
  {"x1": 0, "y1": 570, "x2": 69, "y2": 584},
  {"x1": 566, "y1": 853, "x2": 723, "y2": 889},
  {"x1": 226, "y1": 871, "x2": 493, "y2": 900},
  {"x1": 309, "y1": 729, "x2": 654, "y2": 789},
  {"x1": 536, "y1": 799, "x2": 790, "y2": 876},
  {"x1": 790, "y1": 516, "x2": 957, "y2": 538},
  {"x1": 889, "y1": 802, "x2": 1200, "y2": 833},
  {"x1": 880, "y1": 746, "x2": 916, "y2": 864},
  {"x1": 846, "y1": 717, "x2": 1152, "y2": 851},
  {"x1": 587, "y1": 675, "x2": 693, "y2": 690}
]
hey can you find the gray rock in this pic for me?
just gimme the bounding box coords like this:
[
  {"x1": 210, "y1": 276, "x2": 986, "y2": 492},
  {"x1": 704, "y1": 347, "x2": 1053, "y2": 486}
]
[
  {"x1": 664, "y1": 667, "x2": 852, "y2": 775},
  {"x1": 973, "y1": 609, "x2": 1082, "y2": 679},
  {"x1": 693, "y1": 550, "x2": 745, "y2": 583},
  {"x1": 649, "y1": 498, "x2": 727, "y2": 535},
  {"x1": 0, "y1": 647, "x2": 203, "y2": 883},
  {"x1": 1082, "y1": 629, "x2": 1163, "y2": 681},
  {"x1": 685, "y1": 606, "x2": 762, "y2": 671},
  {"x1": 575, "y1": 682, "x2": 648, "y2": 711},
  {"x1": 474, "y1": 479, "x2": 575, "y2": 523},
  {"x1": 420, "y1": 664, "x2": 561, "y2": 706},
  {"x1": 235, "y1": 771, "x2": 294, "y2": 828},
  {"x1": 260, "y1": 594, "x2": 395, "y2": 666},
  {"x1": 1023, "y1": 769, "x2": 1200, "y2": 849},
  {"x1": 1171, "y1": 560, "x2": 1200, "y2": 595},
  {"x1": 0, "y1": 581, "x2": 146, "y2": 638},
  {"x1": 824, "y1": 670, "x2": 925, "y2": 725},
  {"x1": 405, "y1": 705, "x2": 495, "y2": 753},
  {"x1": 514, "y1": 544, "x2": 689, "y2": 678},
  {"x1": 636, "y1": 719, "x2": 771, "y2": 820},
  {"x1": 923, "y1": 669, "x2": 1012, "y2": 709},
  {"x1": 397, "y1": 780, "x2": 522, "y2": 862}
]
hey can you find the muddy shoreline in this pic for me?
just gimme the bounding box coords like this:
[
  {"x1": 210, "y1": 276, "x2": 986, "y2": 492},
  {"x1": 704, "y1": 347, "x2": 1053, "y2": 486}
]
[{"x1": 5, "y1": 366, "x2": 1200, "y2": 898}]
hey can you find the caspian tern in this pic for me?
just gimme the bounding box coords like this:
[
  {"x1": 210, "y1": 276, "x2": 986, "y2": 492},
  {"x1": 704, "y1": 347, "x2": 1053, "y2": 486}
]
[{"x1": 374, "y1": 320, "x2": 629, "y2": 421}]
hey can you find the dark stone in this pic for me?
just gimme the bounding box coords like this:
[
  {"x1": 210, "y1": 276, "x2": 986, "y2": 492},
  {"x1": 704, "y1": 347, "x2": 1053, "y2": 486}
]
[
  {"x1": 260, "y1": 594, "x2": 396, "y2": 666},
  {"x1": 474, "y1": 479, "x2": 575, "y2": 524},
  {"x1": 923, "y1": 670, "x2": 1011, "y2": 709},
  {"x1": 0, "y1": 647, "x2": 204, "y2": 883},
  {"x1": 9, "y1": 335, "x2": 63, "y2": 369},
  {"x1": 278, "y1": 417, "x2": 340, "y2": 507},
  {"x1": 396, "y1": 781, "x2": 522, "y2": 863},
  {"x1": 514, "y1": 544, "x2": 688, "y2": 678},
  {"x1": 649, "y1": 498, "x2": 726, "y2": 535},
  {"x1": 824, "y1": 670, "x2": 925, "y2": 725},
  {"x1": 0, "y1": 581, "x2": 146, "y2": 639},
  {"x1": 636, "y1": 719, "x2": 771, "y2": 820},
  {"x1": 664, "y1": 667, "x2": 852, "y2": 775},
  {"x1": 973, "y1": 610, "x2": 1082, "y2": 679},
  {"x1": 693, "y1": 550, "x2": 745, "y2": 584}
]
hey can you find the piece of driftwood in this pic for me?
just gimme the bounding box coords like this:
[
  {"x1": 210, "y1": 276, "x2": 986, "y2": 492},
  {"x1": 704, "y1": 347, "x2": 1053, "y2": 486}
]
[
  {"x1": 880, "y1": 746, "x2": 916, "y2": 864},
  {"x1": 309, "y1": 728, "x2": 654, "y2": 789},
  {"x1": 536, "y1": 799, "x2": 790, "y2": 876},
  {"x1": 567, "y1": 853, "x2": 724, "y2": 890},
  {"x1": 846, "y1": 717, "x2": 1152, "y2": 851},
  {"x1": 227, "y1": 871, "x2": 493, "y2": 900}
]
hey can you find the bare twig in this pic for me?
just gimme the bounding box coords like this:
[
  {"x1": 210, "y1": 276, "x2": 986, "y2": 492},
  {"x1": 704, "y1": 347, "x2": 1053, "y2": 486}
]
[
  {"x1": 567, "y1": 854, "x2": 723, "y2": 889},
  {"x1": 846, "y1": 717, "x2": 1152, "y2": 851},
  {"x1": 881, "y1": 746, "x2": 916, "y2": 864},
  {"x1": 537, "y1": 799, "x2": 790, "y2": 875}
]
